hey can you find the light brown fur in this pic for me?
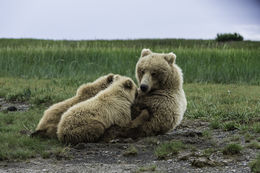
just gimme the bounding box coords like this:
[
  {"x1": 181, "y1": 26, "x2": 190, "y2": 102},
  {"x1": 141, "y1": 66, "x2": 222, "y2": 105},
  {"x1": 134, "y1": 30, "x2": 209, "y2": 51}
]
[
  {"x1": 31, "y1": 73, "x2": 114, "y2": 138},
  {"x1": 57, "y1": 75, "x2": 146, "y2": 144},
  {"x1": 104, "y1": 49, "x2": 187, "y2": 139}
]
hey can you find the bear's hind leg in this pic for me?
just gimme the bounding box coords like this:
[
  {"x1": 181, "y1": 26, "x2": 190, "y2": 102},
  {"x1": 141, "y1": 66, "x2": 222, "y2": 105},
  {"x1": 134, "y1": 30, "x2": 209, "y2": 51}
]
[{"x1": 58, "y1": 120, "x2": 105, "y2": 145}]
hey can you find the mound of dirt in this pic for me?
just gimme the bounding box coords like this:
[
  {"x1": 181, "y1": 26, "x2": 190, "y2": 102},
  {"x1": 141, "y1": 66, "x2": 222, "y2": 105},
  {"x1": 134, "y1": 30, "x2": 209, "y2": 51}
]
[{"x1": 0, "y1": 98, "x2": 30, "y2": 112}]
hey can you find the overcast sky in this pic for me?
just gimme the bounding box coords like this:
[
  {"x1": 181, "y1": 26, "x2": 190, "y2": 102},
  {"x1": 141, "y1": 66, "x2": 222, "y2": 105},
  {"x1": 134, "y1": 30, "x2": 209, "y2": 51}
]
[{"x1": 1, "y1": 0, "x2": 260, "y2": 40}]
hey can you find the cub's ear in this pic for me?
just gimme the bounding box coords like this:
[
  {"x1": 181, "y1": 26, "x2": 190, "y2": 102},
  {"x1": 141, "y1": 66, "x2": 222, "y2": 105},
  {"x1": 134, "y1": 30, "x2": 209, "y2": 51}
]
[
  {"x1": 123, "y1": 79, "x2": 133, "y2": 89},
  {"x1": 113, "y1": 74, "x2": 120, "y2": 81},
  {"x1": 141, "y1": 48, "x2": 152, "y2": 58},
  {"x1": 106, "y1": 73, "x2": 114, "y2": 84},
  {"x1": 164, "y1": 52, "x2": 176, "y2": 65}
]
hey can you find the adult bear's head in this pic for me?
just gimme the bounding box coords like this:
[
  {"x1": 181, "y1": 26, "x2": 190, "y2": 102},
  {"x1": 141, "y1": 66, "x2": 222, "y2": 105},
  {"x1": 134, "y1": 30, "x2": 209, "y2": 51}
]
[{"x1": 136, "y1": 49, "x2": 183, "y2": 93}]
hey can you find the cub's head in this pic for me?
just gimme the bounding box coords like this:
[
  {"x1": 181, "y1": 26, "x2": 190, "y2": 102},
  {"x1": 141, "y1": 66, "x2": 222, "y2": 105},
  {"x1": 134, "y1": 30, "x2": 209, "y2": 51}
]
[
  {"x1": 136, "y1": 49, "x2": 177, "y2": 93},
  {"x1": 113, "y1": 75, "x2": 138, "y2": 103}
]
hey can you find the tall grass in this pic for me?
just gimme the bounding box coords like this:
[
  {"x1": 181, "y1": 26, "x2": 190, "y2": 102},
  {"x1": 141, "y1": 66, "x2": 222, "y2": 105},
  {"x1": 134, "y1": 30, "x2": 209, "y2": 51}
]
[
  {"x1": 1, "y1": 38, "x2": 259, "y2": 49},
  {"x1": 0, "y1": 39, "x2": 259, "y2": 84}
]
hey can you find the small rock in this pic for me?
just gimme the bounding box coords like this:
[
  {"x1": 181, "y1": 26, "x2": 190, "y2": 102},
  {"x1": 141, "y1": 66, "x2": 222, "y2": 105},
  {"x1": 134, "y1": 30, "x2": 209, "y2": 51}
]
[
  {"x1": 191, "y1": 157, "x2": 220, "y2": 168},
  {"x1": 123, "y1": 138, "x2": 134, "y2": 143},
  {"x1": 222, "y1": 159, "x2": 231, "y2": 165},
  {"x1": 73, "y1": 143, "x2": 88, "y2": 150},
  {"x1": 184, "y1": 131, "x2": 203, "y2": 137},
  {"x1": 178, "y1": 153, "x2": 190, "y2": 161},
  {"x1": 109, "y1": 139, "x2": 120, "y2": 143},
  {"x1": 241, "y1": 161, "x2": 247, "y2": 166},
  {"x1": 7, "y1": 106, "x2": 17, "y2": 111},
  {"x1": 167, "y1": 159, "x2": 172, "y2": 163},
  {"x1": 192, "y1": 158, "x2": 208, "y2": 168},
  {"x1": 245, "y1": 155, "x2": 250, "y2": 161}
]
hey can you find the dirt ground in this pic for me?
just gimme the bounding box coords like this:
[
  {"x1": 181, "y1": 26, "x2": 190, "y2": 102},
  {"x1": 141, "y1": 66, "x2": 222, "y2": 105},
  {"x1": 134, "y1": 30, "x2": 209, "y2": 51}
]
[
  {"x1": 0, "y1": 117, "x2": 258, "y2": 173},
  {"x1": 0, "y1": 98, "x2": 30, "y2": 112}
]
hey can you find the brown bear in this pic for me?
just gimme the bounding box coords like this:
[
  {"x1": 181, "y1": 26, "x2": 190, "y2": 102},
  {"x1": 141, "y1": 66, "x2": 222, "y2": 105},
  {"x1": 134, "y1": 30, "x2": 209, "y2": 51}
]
[
  {"x1": 103, "y1": 49, "x2": 187, "y2": 139},
  {"x1": 31, "y1": 73, "x2": 114, "y2": 138},
  {"x1": 57, "y1": 75, "x2": 148, "y2": 144}
]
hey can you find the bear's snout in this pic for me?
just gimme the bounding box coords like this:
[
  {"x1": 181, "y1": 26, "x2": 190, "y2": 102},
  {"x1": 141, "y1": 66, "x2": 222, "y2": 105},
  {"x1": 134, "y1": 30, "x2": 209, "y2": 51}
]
[{"x1": 140, "y1": 84, "x2": 149, "y2": 92}]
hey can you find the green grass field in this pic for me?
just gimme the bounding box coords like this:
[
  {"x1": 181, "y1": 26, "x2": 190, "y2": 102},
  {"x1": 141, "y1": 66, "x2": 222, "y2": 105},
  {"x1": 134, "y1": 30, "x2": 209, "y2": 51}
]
[
  {"x1": 0, "y1": 39, "x2": 260, "y2": 84},
  {"x1": 0, "y1": 38, "x2": 259, "y2": 161}
]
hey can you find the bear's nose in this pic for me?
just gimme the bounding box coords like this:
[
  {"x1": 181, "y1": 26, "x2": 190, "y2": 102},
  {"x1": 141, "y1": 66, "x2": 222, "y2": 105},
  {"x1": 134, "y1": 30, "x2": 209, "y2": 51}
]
[{"x1": 140, "y1": 84, "x2": 148, "y2": 92}]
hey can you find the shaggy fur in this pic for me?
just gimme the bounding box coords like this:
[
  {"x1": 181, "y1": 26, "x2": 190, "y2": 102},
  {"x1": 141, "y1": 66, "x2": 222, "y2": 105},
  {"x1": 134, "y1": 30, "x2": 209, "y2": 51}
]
[
  {"x1": 57, "y1": 75, "x2": 147, "y2": 144},
  {"x1": 31, "y1": 73, "x2": 114, "y2": 138},
  {"x1": 104, "y1": 49, "x2": 187, "y2": 139}
]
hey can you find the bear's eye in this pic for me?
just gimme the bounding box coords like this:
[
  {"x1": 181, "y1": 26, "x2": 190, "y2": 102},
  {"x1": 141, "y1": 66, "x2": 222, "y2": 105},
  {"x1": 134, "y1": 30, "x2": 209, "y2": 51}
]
[
  {"x1": 151, "y1": 72, "x2": 156, "y2": 77},
  {"x1": 140, "y1": 69, "x2": 145, "y2": 75}
]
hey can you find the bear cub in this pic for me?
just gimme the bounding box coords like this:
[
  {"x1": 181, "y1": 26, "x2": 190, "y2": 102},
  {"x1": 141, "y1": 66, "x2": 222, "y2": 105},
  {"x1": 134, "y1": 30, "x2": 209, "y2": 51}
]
[
  {"x1": 57, "y1": 75, "x2": 148, "y2": 144},
  {"x1": 31, "y1": 73, "x2": 114, "y2": 138}
]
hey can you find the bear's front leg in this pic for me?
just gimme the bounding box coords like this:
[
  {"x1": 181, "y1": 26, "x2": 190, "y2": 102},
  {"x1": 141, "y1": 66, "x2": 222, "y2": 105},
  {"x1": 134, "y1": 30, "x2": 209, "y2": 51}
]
[
  {"x1": 128, "y1": 109, "x2": 150, "y2": 128},
  {"x1": 100, "y1": 109, "x2": 150, "y2": 142},
  {"x1": 102, "y1": 109, "x2": 150, "y2": 140}
]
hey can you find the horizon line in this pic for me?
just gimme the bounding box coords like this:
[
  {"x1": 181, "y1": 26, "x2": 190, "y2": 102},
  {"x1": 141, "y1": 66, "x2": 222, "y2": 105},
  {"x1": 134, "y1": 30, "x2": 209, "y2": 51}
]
[{"x1": 0, "y1": 37, "x2": 259, "y2": 42}]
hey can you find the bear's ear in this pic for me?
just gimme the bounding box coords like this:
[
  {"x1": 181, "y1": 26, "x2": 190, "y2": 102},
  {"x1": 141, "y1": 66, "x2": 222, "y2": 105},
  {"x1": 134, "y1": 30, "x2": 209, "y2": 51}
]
[
  {"x1": 164, "y1": 52, "x2": 176, "y2": 65},
  {"x1": 141, "y1": 48, "x2": 152, "y2": 58},
  {"x1": 113, "y1": 75, "x2": 120, "y2": 81},
  {"x1": 106, "y1": 74, "x2": 114, "y2": 84},
  {"x1": 123, "y1": 79, "x2": 133, "y2": 89}
]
